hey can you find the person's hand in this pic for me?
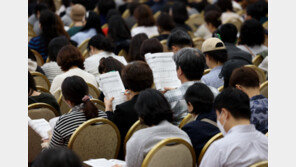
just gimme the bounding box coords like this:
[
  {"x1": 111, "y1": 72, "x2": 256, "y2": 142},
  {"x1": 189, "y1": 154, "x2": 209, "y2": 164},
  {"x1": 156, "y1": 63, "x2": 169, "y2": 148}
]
[
  {"x1": 161, "y1": 87, "x2": 176, "y2": 94},
  {"x1": 104, "y1": 97, "x2": 114, "y2": 112},
  {"x1": 112, "y1": 164, "x2": 123, "y2": 167},
  {"x1": 41, "y1": 139, "x2": 50, "y2": 148}
]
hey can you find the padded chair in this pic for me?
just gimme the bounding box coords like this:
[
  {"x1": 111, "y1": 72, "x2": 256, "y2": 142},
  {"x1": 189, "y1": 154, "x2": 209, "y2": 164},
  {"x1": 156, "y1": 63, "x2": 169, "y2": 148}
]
[
  {"x1": 28, "y1": 104, "x2": 58, "y2": 122},
  {"x1": 223, "y1": 17, "x2": 243, "y2": 32},
  {"x1": 253, "y1": 55, "x2": 264, "y2": 67},
  {"x1": 102, "y1": 23, "x2": 108, "y2": 29},
  {"x1": 124, "y1": 120, "x2": 148, "y2": 153},
  {"x1": 90, "y1": 99, "x2": 105, "y2": 111},
  {"x1": 185, "y1": 13, "x2": 204, "y2": 32},
  {"x1": 131, "y1": 23, "x2": 138, "y2": 30},
  {"x1": 192, "y1": 37, "x2": 205, "y2": 50},
  {"x1": 29, "y1": 102, "x2": 60, "y2": 117},
  {"x1": 153, "y1": 11, "x2": 161, "y2": 20},
  {"x1": 203, "y1": 69, "x2": 211, "y2": 75},
  {"x1": 53, "y1": 89, "x2": 61, "y2": 101},
  {"x1": 260, "y1": 81, "x2": 268, "y2": 98},
  {"x1": 87, "y1": 83, "x2": 101, "y2": 99},
  {"x1": 36, "y1": 86, "x2": 50, "y2": 94},
  {"x1": 122, "y1": 9, "x2": 130, "y2": 19},
  {"x1": 142, "y1": 137, "x2": 196, "y2": 167},
  {"x1": 263, "y1": 21, "x2": 268, "y2": 30},
  {"x1": 30, "y1": 71, "x2": 51, "y2": 91},
  {"x1": 68, "y1": 22, "x2": 74, "y2": 28},
  {"x1": 58, "y1": 94, "x2": 71, "y2": 115},
  {"x1": 68, "y1": 118, "x2": 121, "y2": 161},
  {"x1": 82, "y1": 49, "x2": 89, "y2": 59},
  {"x1": 245, "y1": 65, "x2": 266, "y2": 84},
  {"x1": 28, "y1": 126, "x2": 42, "y2": 163},
  {"x1": 118, "y1": 49, "x2": 128, "y2": 57},
  {"x1": 28, "y1": 24, "x2": 36, "y2": 41},
  {"x1": 160, "y1": 40, "x2": 169, "y2": 52},
  {"x1": 78, "y1": 38, "x2": 90, "y2": 54},
  {"x1": 179, "y1": 114, "x2": 194, "y2": 128},
  {"x1": 218, "y1": 86, "x2": 224, "y2": 92},
  {"x1": 250, "y1": 160, "x2": 268, "y2": 167},
  {"x1": 30, "y1": 49, "x2": 44, "y2": 66},
  {"x1": 198, "y1": 133, "x2": 223, "y2": 165}
]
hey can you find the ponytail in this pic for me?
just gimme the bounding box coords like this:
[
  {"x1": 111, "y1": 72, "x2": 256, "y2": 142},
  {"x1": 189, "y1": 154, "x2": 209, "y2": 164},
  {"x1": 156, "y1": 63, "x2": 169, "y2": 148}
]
[{"x1": 82, "y1": 96, "x2": 98, "y2": 120}]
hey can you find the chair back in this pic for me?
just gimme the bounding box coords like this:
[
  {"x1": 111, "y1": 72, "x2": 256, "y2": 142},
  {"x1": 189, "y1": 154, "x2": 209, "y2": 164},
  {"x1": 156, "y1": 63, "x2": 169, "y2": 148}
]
[
  {"x1": 90, "y1": 99, "x2": 105, "y2": 111},
  {"x1": 30, "y1": 71, "x2": 51, "y2": 91},
  {"x1": 82, "y1": 49, "x2": 89, "y2": 59},
  {"x1": 28, "y1": 126, "x2": 42, "y2": 163},
  {"x1": 193, "y1": 37, "x2": 205, "y2": 50},
  {"x1": 250, "y1": 160, "x2": 268, "y2": 167},
  {"x1": 78, "y1": 38, "x2": 90, "y2": 54},
  {"x1": 30, "y1": 49, "x2": 44, "y2": 66},
  {"x1": 87, "y1": 83, "x2": 101, "y2": 99},
  {"x1": 58, "y1": 94, "x2": 71, "y2": 115},
  {"x1": 68, "y1": 118, "x2": 121, "y2": 161},
  {"x1": 253, "y1": 55, "x2": 264, "y2": 66},
  {"x1": 203, "y1": 69, "x2": 211, "y2": 75},
  {"x1": 160, "y1": 40, "x2": 169, "y2": 52},
  {"x1": 118, "y1": 49, "x2": 128, "y2": 57},
  {"x1": 263, "y1": 21, "x2": 268, "y2": 30},
  {"x1": 28, "y1": 24, "x2": 36, "y2": 41},
  {"x1": 53, "y1": 89, "x2": 61, "y2": 101},
  {"x1": 245, "y1": 65, "x2": 266, "y2": 84},
  {"x1": 185, "y1": 13, "x2": 204, "y2": 32},
  {"x1": 124, "y1": 120, "x2": 148, "y2": 153},
  {"x1": 153, "y1": 11, "x2": 161, "y2": 20},
  {"x1": 260, "y1": 81, "x2": 268, "y2": 98},
  {"x1": 102, "y1": 23, "x2": 108, "y2": 29},
  {"x1": 36, "y1": 86, "x2": 50, "y2": 94},
  {"x1": 122, "y1": 9, "x2": 130, "y2": 19},
  {"x1": 198, "y1": 133, "x2": 223, "y2": 165},
  {"x1": 28, "y1": 103, "x2": 58, "y2": 121},
  {"x1": 223, "y1": 17, "x2": 243, "y2": 32},
  {"x1": 218, "y1": 86, "x2": 224, "y2": 92},
  {"x1": 142, "y1": 138, "x2": 196, "y2": 167},
  {"x1": 179, "y1": 114, "x2": 194, "y2": 128},
  {"x1": 68, "y1": 22, "x2": 74, "y2": 28}
]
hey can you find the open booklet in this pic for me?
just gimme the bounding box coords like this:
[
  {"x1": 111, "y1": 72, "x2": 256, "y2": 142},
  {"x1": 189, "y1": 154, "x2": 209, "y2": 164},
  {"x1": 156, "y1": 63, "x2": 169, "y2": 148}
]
[
  {"x1": 28, "y1": 116, "x2": 60, "y2": 140},
  {"x1": 98, "y1": 71, "x2": 127, "y2": 111},
  {"x1": 84, "y1": 158, "x2": 126, "y2": 167},
  {"x1": 145, "y1": 52, "x2": 181, "y2": 91}
]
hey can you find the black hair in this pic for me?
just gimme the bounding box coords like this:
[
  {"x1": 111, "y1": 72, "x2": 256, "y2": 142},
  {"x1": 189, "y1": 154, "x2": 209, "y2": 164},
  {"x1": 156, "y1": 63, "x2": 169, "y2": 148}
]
[
  {"x1": 32, "y1": 147, "x2": 82, "y2": 167},
  {"x1": 215, "y1": 0, "x2": 233, "y2": 12},
  {"x1": 172, "y1": 2, "x2": 189, "y2": 24},
  {"x1": 184, "y1": 83, "x2": 214, "y2": 115},
  {"x1": 204, "y1": 49, "x2": 228, "y2": 64},
  {"x1": 239, "y1": 19, "x2": 265, "y2": 46},
  {"x1": 229, "y1": 67, "x2": 260, "y2": 88},
  {"x1": 62, "y1": 0, "x2": 71, "y2": 7},
  {"x1": 48, "y1": 36, "x2": 69, "y2": 62},
  {"x1": 140, "y1": 38, "x2": 163, "y2": 59},
  {"x1": 80, "y1": 11, "x2": 104, "y2": 35},
  {"x1": 97, "y1": 0, "x2": 116, "y2": 16},
  {"x1": 156, "y1": 13, "x2": 175, "y2": 32},
  {"x1": 204, "y1": 4, "x2": 222, "y2": 14},
  {"x1": 220, "y1": 59, "x2": 247, "y2": 88},
  {"x1": 204, "y1": 10, "x2": 222, "y2": 28},
  {"x1": 135, "y1": 89, "x2": 173, "y2": 126},
  {"x1": 106, "y1": 9, "x2": 121, "y2": 22},
  {"x1": 28, "y1": 71, "x2": 37, "y2": 96},
  {"x1": 167, "y1": 30, "x2": 192, "y2": 50},
  {"x1": 214, "y1": 87, "x2": 251, "y2": 120},
  {"x1": 107, "y1": 15, "x2": 131, "y2": 42},
  {"x1": 98, "y1": 57, "x2": 125, "y2": 75},
  {"x1": 61, "y1": 76, "x2": 98, "y2": 120},
  {"x1": 217, "y1": 23, "x2": 238, "y2": 43},
  {"x1": 128, "y1": 2, "x2": 140, "y2": 15},
  {"x1": 39, "y1": 0, "x2": 56, "y2": 12},
  {"x1": 127, "y1": 33, "x2": 149, "y2": 62},
  {"x1": 174, "y1": 48, "x2": 205, "y2": 80},
  {"x1": 246, "y1": 0, "x2": 268, "y2": 22},
  {"x1": 33, "y1": 3, "x2": 48, "y2": 15},
  {"x1": 28, "y1": 48, "x2": 36, "y2": 61},
  {"x1": 88, "y1": 34, "x2": 115, "y2": 52}
]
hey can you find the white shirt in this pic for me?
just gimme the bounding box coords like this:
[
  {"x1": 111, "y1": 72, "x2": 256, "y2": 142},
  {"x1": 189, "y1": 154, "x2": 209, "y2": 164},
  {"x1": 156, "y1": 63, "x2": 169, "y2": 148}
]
[
  {"x1": 194, "y1": 24, "x2": 212, "y2": 40},
  {"x1": 84, "y1": 51, "x2": 127, "y2": 78},
  {"x1": 71, "y1": 28, "x2": 97, "y2": 45},
  {"x1": 41, "y1": 62, "x2": 63, "y2": 83},
  {"x1": 221, "y1": 12, "x2": 243, "y2": 24},
  {"x1": 50, "y1": 68, "x2": 99, "y2": 95},
  {"x1": 237, "y1": 45, "x2": 268, "y2": 59},
  {"x1": 200, "y1": 124, "x2": 268, "y2": 167},
  {"x1": 131, "y1": 26, "x2": 159, "y2": 38}
]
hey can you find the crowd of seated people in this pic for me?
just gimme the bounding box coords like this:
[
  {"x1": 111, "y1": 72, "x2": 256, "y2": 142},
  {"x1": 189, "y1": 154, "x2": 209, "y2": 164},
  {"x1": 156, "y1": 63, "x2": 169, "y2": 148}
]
[{"x1": 28, "y1": 0, "x2": 268, "y2": 166}]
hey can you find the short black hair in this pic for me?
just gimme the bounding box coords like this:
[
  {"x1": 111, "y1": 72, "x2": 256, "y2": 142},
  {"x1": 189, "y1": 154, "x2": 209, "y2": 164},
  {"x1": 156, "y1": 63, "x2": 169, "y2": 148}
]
[
  {"x1": 229, "y1": 67, "x2": 260, "y2": 88},
  {"x1": 28, "y1": 48, "x2": 36, "y2": 61},
  {"x1": 217, "y1": 23, "x2": 238, "y2": 44},
  {"x1": 28, "y1": 71, "x2": 37, "y2": 95},
  {"x1": 246, "y1": 0, "x2": 268, "y2": 22},
  {"x1": 33, "y1": 3, "x2": 48, "y2": 15},
  {"x1": 98, "y1": 57, "x2": 125, "y2": 75},
  {"x1": 239, "y1": 19, "x2": 265, "y2": 46},
  {"x1": 107, "y1": 15, "x2": 131, "y2": 42},
  {"x1": 167, "y1": 30, "x2": 192, "y2": 50},
  {"x1": 140, "y1": 38, "x2": 163, "y2": 59},
  {"x1": 204, "y1": 49, "x2": 228, "y2": 63},
  {"x1": 172, "y1": 2, "x2": 189, "y2": 24},
  {"x1": 174, "y1": 48, "x2": 205, "y2": 80},
  {"x1": 204, "y1": 4, "x2": 222, "y2": 14},
  {"x1": 135, "y1": 89, "x2": 173, "y2": 126},
  {"x1": 127, "y1": 2, "x2": 140, "y2": 15},
  {"x1": 88, "y1": 34, "x2": 115, "y2": 52},
  {"x1": 48, "y1": 36, "x2": 69, "y2": 62},
  {"x1": 96, "y1": 0, "x2": 116, "y2": 16},
  {"x1": 204, "y1": 10, "x2": 222, "y2": 28},
  {"x1": 127, "y1": 33, "x2": 148, "y2": 62},
  {"x1": 214, "y1": 87, "x2": 251, "y2": 120},
  {"x1": 156, "y1": 13, "x2": 175, "y2": 32},
  {"x1": 215, "y1": 0, "x2": 233, "y2": 12},
  {"x1": 184, "y1": 83, "x2": 214, "y2": 115}
]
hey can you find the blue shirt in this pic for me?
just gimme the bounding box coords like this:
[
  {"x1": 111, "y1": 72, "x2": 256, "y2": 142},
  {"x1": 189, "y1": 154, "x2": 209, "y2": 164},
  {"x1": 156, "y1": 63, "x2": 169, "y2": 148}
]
[
  {"x1": 28, "y1": 36, "x2": 47, "y2": 61},
  {"x1": 250, "y1": 95, "x2": 268, "y2": 134},
  {"x1": 201, "y1": 66, "x2": 224, "y2": 89}
]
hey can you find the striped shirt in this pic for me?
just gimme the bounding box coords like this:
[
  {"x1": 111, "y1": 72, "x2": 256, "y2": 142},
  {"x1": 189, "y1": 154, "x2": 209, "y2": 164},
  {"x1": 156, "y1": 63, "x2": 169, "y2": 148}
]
[
  {"x1": 49, "y1": 103, "x2": 107, "y2": 148},
  {"x1": 28, "y1": 36, "x2": 47, "y2": 62},
  {"x1": 41, "y1": 62, "x2": 63, "y2": 83}
]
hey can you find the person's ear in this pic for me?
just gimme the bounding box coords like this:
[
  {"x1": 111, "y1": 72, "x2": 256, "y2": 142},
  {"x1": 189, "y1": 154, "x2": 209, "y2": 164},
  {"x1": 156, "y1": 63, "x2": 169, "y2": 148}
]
[
  {"x1": 172, "y1": 46, "x2": 179, "y2": 53},
  {"x1": 187, "y1": 102, "x2": 194, "y2": 113},
  {"x1": 177, "y1": 66, "x2": 183, "y2": 76},
  {"x1": 235, "y1": 84, "x2": 243, "y2": 90}
]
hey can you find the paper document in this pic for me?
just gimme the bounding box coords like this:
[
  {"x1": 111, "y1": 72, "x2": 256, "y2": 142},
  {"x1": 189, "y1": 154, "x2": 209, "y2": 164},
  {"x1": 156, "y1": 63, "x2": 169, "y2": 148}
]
[
  {"x1": 98, "y1": 71, "x2": 127, "y2": 110},
  {"x1": 28, "y1": 117, "x2": 52, "y2": 140},
  {"x1": 84, "y1": 158, "x2": 126, "y2": 167},
  {"x1": 145, "y1": 52, "x2": 181, "y2": 90}
]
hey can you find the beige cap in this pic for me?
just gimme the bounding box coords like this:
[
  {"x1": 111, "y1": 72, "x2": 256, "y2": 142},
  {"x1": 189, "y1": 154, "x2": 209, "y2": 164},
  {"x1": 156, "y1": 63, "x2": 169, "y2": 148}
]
[
  {"x1": 201, "y1": 37, "x2": 226, "y2": 53},
  {"x1": 70, "y1": 4, "x2": 86, "y2": 22}
]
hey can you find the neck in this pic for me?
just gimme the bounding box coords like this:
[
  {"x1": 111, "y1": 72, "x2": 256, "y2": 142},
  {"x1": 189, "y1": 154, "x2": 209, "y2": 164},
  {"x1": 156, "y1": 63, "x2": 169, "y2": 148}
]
[
  {"x1": 244, "y1": 88, "x2": 261, "y2": 98},
  {"x1": 208, "y1": 62, "x2": 223, "y2": 69},
  {"x1": 160, "y1": 31, "x2": 170, "y2": 35},
  {"x1": 30, "y1": 90, "x2": 41, "y2": 96},
  {"x1": 91, "y1": 49, "x2": 104, "y2": 56},
  {"x1": 74, "y1": 21, "x2": 84, "y2": 27},
  {"x1": 226, "y1": 119, "x2": 250, "y2": 132},
  {"x1": 180, "y1": 77, "x2": 200, "y2": 84}
]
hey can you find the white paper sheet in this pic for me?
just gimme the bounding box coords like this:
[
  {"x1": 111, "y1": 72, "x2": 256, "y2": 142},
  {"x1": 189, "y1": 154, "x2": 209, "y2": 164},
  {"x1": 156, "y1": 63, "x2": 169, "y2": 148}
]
[
  {"x1": 98, "y1": 71, "x2": 127, "y2": 111},
  {"x1": 84, "y1": 158, "x2": 126, "y2": 167},
  {"x1": 28, "y1": 117, "x2": 52, "y2": 140},
  {"x1": 49, "y1": 117, "x2": 60, "y2": 129},
  {"x1": 145, "y1": 52, "x2": 181, "y2": 90}
]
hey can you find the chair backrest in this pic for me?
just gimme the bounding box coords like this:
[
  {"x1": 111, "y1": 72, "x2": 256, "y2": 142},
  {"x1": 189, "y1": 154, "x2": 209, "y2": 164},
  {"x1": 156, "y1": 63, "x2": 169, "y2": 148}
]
[
  {"x1": 124, "y1": 120, "x2": 148, "y2": 153},
  {"x1": 78, "y1": 38, "x2": 90, "y2": 54},
  {"x1": 90, "y1": 99, "x2": 105, "y2": 111},
  {"x1": 30, "y1": 71, "x2": 51, "y2": 91},
  {"x1": 260, "y1": 81, "x2": 268, "y2": 98},
  {"x1": 118, "y1": 49, "x2": 128, "y2": 57},
  {"x1": 68, "y1": 22, "x2": 74, "y2": 28},
  {"x1": 223, "y1": 17, "x2": 243, "y2": 32},
  {"x1": 82, "y1": 49, "x2": 89, "y2": 59},
  {"x1": 252, "y1": 55, "x2": 264, "y2": 66},
  {"x1": 53, "y1": 89, "x2": 62, "y2": 101},
  {"x1": 28, "y1": 24, "x2": 36, "y2": 41},
  {"x1": 122, "y1": 9, "x2": 130, "y2": 19},
  {"x1": 58, "y1": 94, "x2": 71, "y2": 115},
  {"x1": 179, "y1": 114, "x2": 194, "y2": 128},
  {"x1": 36, "y1": 86, "x2": 50, "y2": 94},
  {"x1": 245, "y1": 65, "x2": 266, "y2": 84},
  {"x1": 28, "y1": 107, "x2": 57, "y2": 122},
  {"x1": 198, "y1": 132, "x2": 223, "y2": 165},
  {"x1": 28, "y1": 126, "x2": 42, "y2": 163},
  {"x1": 185, "y1": 13, "x2": 204, "y2": 32},
  {"x1": 87, "y1": 83, "x2": 101, "y2": 99},
  {"x1": 203, "y1": 69, "x2": 211, "y2": 75},
  {"x1": 218, "y1": 86, "x2": 224, "y2": 92},
  {"x1": 30, "y1": 49, "x2": 44, "y2": 66},
  {"x1": 102, "y1": 23, "x2": 108, "y2": 29},
  {"x1": 68, "y1": 118, "x2": 121, "y2": 161},
  {"x1": 263, "y1": 21, "x2": 268, "y2": 30},
  {"x1": 160, "y1": 40, "x2": 169, "y2": 52},
  {"x1": 250, "y1": 160, "x2": 268, "y2": 167},
  {"x1": 153, "y1": 11, "x2": 161, "y2": 20},
  {"x1": 29, "y1": 102, "x2": 60, "y2": 117},
  {"x1": 142, "y1": 137, "x2": 196, "y2": 167},
  {"x1": 193, "y1": 37, "x2": 205, "y2": 50}
]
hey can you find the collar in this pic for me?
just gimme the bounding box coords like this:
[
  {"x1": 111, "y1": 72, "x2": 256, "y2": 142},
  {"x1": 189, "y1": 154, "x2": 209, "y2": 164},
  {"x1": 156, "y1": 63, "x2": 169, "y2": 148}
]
[
  {"x1": 250, "y1": 94, "x2": 266, "y2": 101},
  {"x1": 71, "y1": 103, "x2": 84, "y2": 113},
  {"x1": 227, "y1": 124, "x2": 256, "y2": 135},
  {"x1": 180, "y1": 80, "x2": 201, "y2": 88},
  {"x1": 210, "y1": 65, "x2": 223, "y2": 72}
]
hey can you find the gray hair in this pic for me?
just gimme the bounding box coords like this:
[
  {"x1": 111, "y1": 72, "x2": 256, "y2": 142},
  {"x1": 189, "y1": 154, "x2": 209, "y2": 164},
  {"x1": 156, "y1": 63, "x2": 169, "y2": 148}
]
[{"x1": 173, "y1": 47, "x2": 204, "y2": 62}]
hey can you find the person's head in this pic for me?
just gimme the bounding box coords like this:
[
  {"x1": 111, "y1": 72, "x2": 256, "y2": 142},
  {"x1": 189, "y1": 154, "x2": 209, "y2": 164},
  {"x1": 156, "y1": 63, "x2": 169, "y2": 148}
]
[
  {"x1": 32, "y1": 147, "x2": 82, "y2": 167},
  {"x1": 204, "y1": 4, "x2": 222, "y2": 14},
  {"x1": 156, "y1": 13, "x2": 175, "y2": 34},
  {"x1": 28, "y1": 71, "x2": 37, "y2": 96},
  {"x1": 204, "y1": 10, "x2": 222, "y2": 33},
  {"x1": 239, "y1": 19, "x2": 265, "y2": 47},
  {"x1": 96, "y1": 0, "x2": 116, "y2": 16},
  {"x1": 70, "y1": 4, "x2": 86, "y2": 22},
  {"x1": 57, "y1": 45, "x2": 85, "y2": 71},
  {"x1": 214, "y1": 87, "x2": 251, "y2": 133},
  {"x1": 106, "y1": 9, "x2": 121, "y2": 21},
  {"x1": 220, "y1": 60, "x2": 247, "y2": 88},
  {"x1": 201, "y1": 37, "x2": 228, "y2": 68},
  {"x1": 184, "y1": 82, "x2": 214, "y2": 116},
  {"x1": 171, "y1": 2, "x2": 189, "y2": 24},
  {"x1": 134, "y1": 4, "x2": 155, "y2": 27},
  {"x1": 61, "y1": 76, "x2": 98, "y2": 120},
  {"x1": 38, "y1": 0, "x2": 56, "y2": 12},
  {"x1": 246, "y1": 0, "x2": 268, "y2": 21},
  {"x1": 215, "y1": 0, "x2": 233, "y2": 12},
  {"x1": 98, "y1": 57, "x2": 125, "y2": 75},
  {"x1": 80, "y1": 11, "x2": 103, "y2": 35},
  {"x1": 48, "y1": 36, "x2": 70, "y2": 62},
  {"x1": 127, "y1": 2, "x2": 141, "y2": 16},
  {"x1": 140, "y1": 38, "x2": 163, "y2": 59},
  {"x1": 127, "y1": 33, "x2": 149, "y2": 62},
  {"x1": 167, "y1": 30, "x2": 193, "y2": 53},
  {"x1": 229, "y1": 67, "x2": 260, "y2": 97},
  {"x1": 216, "y1": 23, "x2": 238, "y2": 44},
  {"x1": 33, "y1": 3, "x2": 48, "y2": 17},
  {"x1": 28, "y1": 48, "x2": 36, "y2": 61},
  {"x1": 107, "y1": 15, "x2": 131, "y2": 42},
  {"x1": 174, "y1": 47, "x2": 205, "y2": 82},
  {"x1": 135, "y1": 89, "x2": 173, "y2": 126},
  {"x1": 87, "y1": 34, "x2": 115, "y2": 55},
  {"x1": 121, "y1": 61, "x2": 153, "y2": 93}
]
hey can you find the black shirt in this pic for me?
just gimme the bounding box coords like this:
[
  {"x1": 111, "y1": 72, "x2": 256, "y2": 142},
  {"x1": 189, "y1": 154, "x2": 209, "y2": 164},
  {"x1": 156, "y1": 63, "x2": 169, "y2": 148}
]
[{"x1": 28, "y1": 92, "x2": 61, "y2": 115}]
